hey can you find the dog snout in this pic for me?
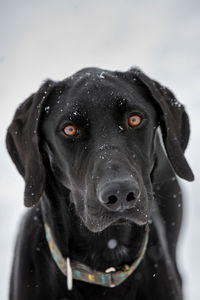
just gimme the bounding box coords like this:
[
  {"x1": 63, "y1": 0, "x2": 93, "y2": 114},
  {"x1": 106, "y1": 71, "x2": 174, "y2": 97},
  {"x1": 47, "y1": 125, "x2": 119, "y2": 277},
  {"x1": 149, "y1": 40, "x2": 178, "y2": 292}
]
[{"x1": 98, "y1": 179, "x2": 140, "y2": 212}]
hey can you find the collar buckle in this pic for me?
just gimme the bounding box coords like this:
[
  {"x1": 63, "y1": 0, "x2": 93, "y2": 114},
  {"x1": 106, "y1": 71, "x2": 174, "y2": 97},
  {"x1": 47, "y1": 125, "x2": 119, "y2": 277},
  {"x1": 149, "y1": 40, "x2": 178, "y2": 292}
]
[{"x1": 105, "y1": 267, "x2": 116, "y2": 273}]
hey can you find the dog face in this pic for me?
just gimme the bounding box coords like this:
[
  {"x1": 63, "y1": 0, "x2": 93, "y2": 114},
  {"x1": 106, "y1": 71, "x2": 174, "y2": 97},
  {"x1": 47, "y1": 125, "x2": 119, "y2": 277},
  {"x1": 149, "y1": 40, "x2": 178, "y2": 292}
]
[
  {"x1": 6, "y1": 67, "x2": 194, "y2": 233},
  {"x1": 41, "y1": 68, "x2": 158, "y2": 232}
]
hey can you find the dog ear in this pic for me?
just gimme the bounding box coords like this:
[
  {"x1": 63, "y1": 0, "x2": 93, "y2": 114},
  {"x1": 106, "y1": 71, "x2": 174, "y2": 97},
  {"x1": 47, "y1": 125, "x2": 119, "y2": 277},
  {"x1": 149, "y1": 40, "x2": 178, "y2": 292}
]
[
  {"x1": 6, "y1": 80, "x2": 56, "y2": 207},
  {"x1": 130, "y1": 68, "x2": 194, "y2": 181}
]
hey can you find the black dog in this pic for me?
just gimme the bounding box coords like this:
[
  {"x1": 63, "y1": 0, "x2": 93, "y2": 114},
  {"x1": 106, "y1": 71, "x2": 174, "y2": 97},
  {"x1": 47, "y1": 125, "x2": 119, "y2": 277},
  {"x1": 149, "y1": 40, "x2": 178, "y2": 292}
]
[{"x1": 6, "y1": 67, "x2": 194, "y2": 300}]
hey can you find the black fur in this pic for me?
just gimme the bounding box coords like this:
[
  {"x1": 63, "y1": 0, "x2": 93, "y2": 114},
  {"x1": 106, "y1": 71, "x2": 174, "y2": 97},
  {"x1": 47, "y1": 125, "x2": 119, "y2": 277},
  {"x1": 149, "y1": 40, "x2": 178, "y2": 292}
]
[{"x1": 6, "y1": 67, "x2": 194, "y2": 300}]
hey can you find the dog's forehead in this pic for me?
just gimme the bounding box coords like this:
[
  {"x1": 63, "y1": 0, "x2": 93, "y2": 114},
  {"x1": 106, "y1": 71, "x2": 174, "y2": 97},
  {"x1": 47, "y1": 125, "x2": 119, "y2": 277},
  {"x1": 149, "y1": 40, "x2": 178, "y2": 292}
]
[
  {"x1": 67, "y1": 68, "x2": 129, "y2": 103},
  {"x1": 46, "y1": 68, "x2": 156, "y2": 122}
]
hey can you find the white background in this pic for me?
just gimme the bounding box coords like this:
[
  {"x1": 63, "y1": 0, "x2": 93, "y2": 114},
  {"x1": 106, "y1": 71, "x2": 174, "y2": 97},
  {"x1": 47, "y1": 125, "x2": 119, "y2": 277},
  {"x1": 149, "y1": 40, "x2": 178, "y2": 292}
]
[{"x1": 0, "y1": 0, "x2": 199, "y2": 299}]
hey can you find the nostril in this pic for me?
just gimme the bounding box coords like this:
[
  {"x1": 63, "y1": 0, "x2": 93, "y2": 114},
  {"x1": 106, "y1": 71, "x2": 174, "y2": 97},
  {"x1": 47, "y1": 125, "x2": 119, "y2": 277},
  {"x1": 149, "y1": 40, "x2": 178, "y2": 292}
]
[
  {"x1": 126, "y1": 192, "x2": 135, "y2": 202},
  {"x1": 108, "y1": 195, "x2": 118, "y2": 204}
]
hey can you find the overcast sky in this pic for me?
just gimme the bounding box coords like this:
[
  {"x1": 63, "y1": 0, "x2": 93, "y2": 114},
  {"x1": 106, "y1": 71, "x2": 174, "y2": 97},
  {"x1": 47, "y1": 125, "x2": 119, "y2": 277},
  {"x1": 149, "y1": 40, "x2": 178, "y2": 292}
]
[{"x1": 0, "y1": 1, "x2": 200, "y2": 299}]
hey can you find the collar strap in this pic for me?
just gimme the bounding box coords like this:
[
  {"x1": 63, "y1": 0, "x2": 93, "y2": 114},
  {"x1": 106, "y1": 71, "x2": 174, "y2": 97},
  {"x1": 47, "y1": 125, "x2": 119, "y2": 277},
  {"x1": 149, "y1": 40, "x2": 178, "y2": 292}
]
[{"x1": 44, "y1": 223, "x2": 149, "y2": 289}]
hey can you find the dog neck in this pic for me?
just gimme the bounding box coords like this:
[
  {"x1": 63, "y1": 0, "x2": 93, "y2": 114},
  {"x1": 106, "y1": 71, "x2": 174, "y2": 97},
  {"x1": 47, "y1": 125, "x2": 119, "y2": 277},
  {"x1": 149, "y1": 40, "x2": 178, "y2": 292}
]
[
  {"x1": 68, "y1": 214, "x2": 148, "y2": 271},
  {"x1": 44, "y1": 221, "x2": 149, "y2": 289}
]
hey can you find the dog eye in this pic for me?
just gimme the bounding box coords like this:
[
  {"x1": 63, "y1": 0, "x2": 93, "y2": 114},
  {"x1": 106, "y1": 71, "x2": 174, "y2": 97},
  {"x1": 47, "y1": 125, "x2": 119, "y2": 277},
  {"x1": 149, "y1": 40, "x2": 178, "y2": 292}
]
[
  {"x1": 64, "y1": 124, "x2": 77, "y2": 136},
  {"x1": 128, "y1": 114, "x2": 142, "y2": 127}
]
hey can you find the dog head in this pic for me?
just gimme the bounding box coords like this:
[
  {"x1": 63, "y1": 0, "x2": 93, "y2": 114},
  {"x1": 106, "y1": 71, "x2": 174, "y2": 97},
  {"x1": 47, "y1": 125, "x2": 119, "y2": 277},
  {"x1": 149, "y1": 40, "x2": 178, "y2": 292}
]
[{"x1": 6, "y1": 67, "x2": 194, "y2": 232}]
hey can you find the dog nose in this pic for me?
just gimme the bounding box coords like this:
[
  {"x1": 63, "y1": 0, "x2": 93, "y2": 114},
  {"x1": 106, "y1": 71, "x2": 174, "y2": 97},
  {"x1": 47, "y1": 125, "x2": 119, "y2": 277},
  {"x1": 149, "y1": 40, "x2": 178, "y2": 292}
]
[{"x1": 98, "y1": 180, "x2": 140, "y2": 212}]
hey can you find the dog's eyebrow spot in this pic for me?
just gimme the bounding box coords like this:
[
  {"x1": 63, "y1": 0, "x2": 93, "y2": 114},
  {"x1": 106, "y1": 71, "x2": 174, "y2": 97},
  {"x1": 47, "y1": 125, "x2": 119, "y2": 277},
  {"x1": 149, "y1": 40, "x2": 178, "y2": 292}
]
[
  {"x1": 57, "y1": 106, "x2": 89, "y2": 125},
  {"x1": 116, "y1": 97, "x2": 128, "y2": 110}
]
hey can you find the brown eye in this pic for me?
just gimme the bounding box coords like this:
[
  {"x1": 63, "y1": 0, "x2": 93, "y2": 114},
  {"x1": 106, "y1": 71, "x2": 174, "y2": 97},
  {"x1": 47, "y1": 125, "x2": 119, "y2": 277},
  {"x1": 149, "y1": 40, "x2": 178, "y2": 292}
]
[
  {"x1": 64, "y1": 124, "x2": 77, "y2": 136},
  {"x1": 128, "y1": 115, "x2": 142, "y2": 127}
]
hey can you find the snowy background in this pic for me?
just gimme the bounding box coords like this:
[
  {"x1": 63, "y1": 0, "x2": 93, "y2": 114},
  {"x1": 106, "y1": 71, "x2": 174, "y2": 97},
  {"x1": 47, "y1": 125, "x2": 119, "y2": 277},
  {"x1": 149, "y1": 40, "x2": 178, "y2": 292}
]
[{"x1": 0, "y1": 0, "x2": 199, "y2": 299}]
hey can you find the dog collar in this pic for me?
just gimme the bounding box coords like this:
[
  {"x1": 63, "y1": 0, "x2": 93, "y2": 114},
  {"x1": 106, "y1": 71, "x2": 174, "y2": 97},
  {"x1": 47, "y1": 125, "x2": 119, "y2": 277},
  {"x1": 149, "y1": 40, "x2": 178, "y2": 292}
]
[{"x1": 44, "y1": 223, "x2": 149, "y2": 290}]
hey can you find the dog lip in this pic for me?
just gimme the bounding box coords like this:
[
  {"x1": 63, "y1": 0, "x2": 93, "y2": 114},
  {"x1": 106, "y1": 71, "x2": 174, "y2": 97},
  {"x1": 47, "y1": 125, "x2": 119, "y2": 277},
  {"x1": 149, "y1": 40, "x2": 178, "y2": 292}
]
[
  {"x1": 85, "y1": 210, "x2": 148, "y2": 231},
  {"x1": 112, "y1": 218, "x2": 131, "y2": 225},
  {"x1": 86, "y1": 204, "x2": 148, "y2": 221},
  {"x1": 84, "y1": 201, "x2": 148, "y2": 232}
]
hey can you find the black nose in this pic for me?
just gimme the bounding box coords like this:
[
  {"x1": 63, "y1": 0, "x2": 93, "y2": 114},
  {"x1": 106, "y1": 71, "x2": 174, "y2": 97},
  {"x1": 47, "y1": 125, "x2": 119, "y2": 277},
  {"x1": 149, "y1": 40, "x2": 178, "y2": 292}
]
[{"x1": 98, "y1": 180, "x2": 140, "y2": 212}]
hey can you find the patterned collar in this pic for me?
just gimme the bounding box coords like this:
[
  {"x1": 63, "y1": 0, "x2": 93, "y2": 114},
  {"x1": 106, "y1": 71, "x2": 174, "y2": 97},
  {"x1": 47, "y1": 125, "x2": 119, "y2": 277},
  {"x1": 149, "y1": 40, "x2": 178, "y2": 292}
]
[{"x1": 44, "y1": 223, "x2": 149, "y2": 290}]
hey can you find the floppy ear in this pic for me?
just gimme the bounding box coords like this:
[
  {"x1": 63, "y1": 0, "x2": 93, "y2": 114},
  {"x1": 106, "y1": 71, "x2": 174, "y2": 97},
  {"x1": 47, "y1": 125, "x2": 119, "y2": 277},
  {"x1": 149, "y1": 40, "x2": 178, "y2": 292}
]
[
  {"x1": 6, "y1": 80, "x2": 56, "y2": 207},
  {"x1": 131, "y1": 68, "x2": 194, "y2": 181}
]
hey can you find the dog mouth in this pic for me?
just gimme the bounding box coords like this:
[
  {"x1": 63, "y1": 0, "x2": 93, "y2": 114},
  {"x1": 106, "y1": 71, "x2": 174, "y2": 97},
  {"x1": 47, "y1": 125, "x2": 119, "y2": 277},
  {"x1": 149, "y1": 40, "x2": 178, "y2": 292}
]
[
  {"x1": 82, "y1": 207, "x2": 149, "y2": 233},
  {"x1": 112, "y1": 218, "x2": 133, "y2": 225}
]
